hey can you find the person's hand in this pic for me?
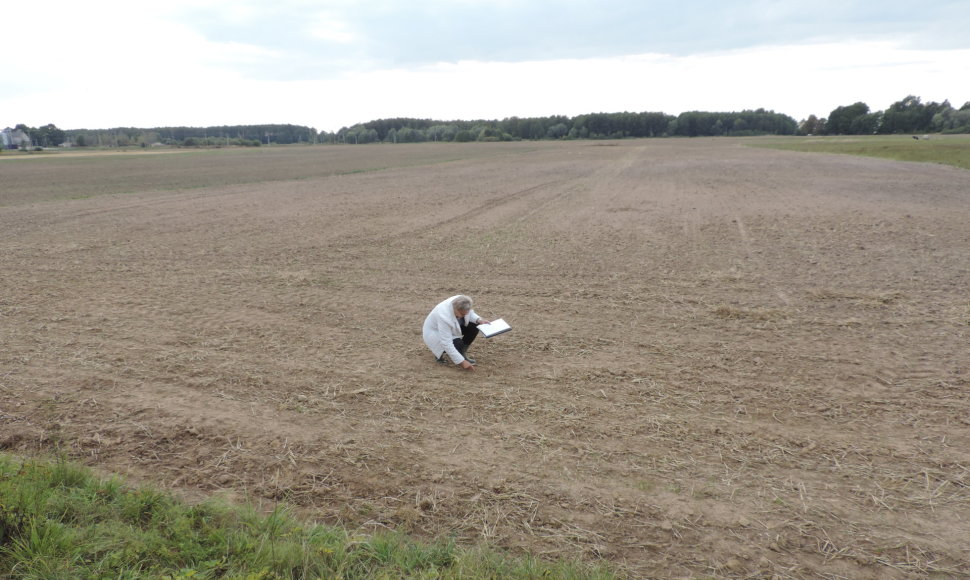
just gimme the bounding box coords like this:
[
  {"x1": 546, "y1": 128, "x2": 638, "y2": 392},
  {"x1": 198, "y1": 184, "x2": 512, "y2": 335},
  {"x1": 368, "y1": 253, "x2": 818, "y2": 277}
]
[
  {"x1": 477, "y1": 319, "x2": 491, "y2": 325},
  {"x1": 460, "y1": 360, "x2": 475, "y2": 371}
]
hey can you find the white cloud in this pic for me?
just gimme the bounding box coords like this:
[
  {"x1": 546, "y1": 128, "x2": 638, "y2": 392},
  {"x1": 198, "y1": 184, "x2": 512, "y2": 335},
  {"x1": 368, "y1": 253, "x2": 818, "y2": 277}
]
[
  {"x1": 301, "y1": 41, "x2": 970, "y2": 129},
  {"x1": 2, "y1": 1, "x2": 967, "y2": 131},
  {"x1": 6, "y1": 40, "x2": 969, "y2": 131},
  {"x1": 304, "y1": 12, "x2": 359, "y2": 43}
]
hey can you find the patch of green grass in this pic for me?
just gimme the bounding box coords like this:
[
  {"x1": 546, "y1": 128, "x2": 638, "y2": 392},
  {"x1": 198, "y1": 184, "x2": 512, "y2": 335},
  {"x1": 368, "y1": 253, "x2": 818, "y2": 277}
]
[
  {"x1": 0, "y1": 453, "x2": 618, "y2": 579},
  {"x1": 634, "y1": 480, "x2": 656, "y2": 493},
  {"x1": 751, "y1": 135, "x2": 970, "y2": 170}
]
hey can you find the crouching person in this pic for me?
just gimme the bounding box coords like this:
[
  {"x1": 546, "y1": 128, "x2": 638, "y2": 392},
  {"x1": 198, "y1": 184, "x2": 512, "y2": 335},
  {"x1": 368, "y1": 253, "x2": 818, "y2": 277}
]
[{"x1": 422, "y1": 294, "x2": 490, "y2": 371}]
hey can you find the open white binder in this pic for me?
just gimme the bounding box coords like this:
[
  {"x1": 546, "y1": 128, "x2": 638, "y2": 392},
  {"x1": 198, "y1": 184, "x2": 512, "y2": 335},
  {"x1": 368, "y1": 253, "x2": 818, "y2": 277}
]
[{"x1": 478, "y1": 318, "x2": 512, "y2": 338}]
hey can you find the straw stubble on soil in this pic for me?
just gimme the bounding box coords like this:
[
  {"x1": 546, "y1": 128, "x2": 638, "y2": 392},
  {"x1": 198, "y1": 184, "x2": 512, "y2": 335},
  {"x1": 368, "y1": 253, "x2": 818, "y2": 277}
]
[{"x1": 1, "y1": 139, "x2": 969, "y2": 578}]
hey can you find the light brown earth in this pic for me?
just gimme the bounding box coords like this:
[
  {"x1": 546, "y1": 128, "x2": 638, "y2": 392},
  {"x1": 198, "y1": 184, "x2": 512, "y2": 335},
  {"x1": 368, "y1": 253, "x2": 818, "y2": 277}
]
[{"x1": 1, "y1": 139, "x2": 968, "y2": 578}]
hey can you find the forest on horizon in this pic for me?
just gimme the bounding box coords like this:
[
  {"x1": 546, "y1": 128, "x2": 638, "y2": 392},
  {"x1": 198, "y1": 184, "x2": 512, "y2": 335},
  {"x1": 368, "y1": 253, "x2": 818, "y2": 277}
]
[{"x1": 6, "y1": 95, "x2": 969, "y2": 149}]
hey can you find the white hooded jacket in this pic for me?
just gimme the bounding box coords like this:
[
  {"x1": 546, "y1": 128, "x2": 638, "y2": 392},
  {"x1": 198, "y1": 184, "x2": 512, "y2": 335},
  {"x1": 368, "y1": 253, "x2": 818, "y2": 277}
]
[{"x1": 422, "y1": 295, "x2": 481, "y2": 364}]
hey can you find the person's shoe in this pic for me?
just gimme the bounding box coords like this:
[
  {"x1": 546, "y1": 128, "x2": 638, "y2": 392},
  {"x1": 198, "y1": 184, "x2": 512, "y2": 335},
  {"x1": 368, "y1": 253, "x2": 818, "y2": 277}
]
[
  {"x1": 464, "y1": 357, "x2": 476, "y2": 365},
  {"x1": 436, "y1": 354, "x2": 448, "y2": 365}
]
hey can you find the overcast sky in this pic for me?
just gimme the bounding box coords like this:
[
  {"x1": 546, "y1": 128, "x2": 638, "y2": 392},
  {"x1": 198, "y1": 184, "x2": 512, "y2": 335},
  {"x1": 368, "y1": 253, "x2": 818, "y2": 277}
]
[{"x1": 2, "y1": 0, "x2": 968, "y2": 132}]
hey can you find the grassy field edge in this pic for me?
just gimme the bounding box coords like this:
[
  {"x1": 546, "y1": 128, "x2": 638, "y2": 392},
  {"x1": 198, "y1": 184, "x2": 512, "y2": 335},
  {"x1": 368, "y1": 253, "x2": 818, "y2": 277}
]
[
  {"x1": 0, "y1": 452, "x2": 617, "y2": 579},
  {"x1": 749, "y1": 134, "x2": 970, "y2": 170}
]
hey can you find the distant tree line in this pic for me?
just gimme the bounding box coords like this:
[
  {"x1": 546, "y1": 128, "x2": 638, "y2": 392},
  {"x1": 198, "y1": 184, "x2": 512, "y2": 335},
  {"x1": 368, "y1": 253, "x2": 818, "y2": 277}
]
[
  {"x1": 58, "y1": 124, "x2": 319, "y2": 148},
  {"x1": 335, "y1": 109, "x2": 798, "y2": 143},
  {"x1": 6, "y1": 111, "x2": 797, "y2": 150},
  {"x1": 798, "y1": 95, "x2": 970, "y2": 136},
  {"x1": 7, "y1": 123, "x2": 66, "y2": 148},
  {"x1": 6, "y1": 95, "x2": 967, "y2": 150}
]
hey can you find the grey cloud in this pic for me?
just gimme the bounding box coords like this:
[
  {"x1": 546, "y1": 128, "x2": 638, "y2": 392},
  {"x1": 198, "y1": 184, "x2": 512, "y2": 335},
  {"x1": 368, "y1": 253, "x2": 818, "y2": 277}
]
[{"x1": 179, "y1": 0, "x2": 969, "y2": 80}]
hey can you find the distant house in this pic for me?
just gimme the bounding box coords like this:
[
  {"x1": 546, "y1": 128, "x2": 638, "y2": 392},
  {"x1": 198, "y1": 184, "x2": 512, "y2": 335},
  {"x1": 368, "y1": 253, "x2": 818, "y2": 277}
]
[{"x1": 1, "y1": 127, "x2": 32, "y2": 149}]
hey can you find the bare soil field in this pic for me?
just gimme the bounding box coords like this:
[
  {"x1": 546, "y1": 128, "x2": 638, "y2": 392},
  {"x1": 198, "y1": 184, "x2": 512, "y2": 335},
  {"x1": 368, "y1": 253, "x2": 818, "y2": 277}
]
[{"x1": 1, "y1": 139, "x2": 968, "y2": 578}]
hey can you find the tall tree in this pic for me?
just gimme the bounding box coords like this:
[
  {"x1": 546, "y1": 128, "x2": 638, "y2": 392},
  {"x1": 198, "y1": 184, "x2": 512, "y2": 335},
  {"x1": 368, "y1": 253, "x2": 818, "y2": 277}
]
[
  {"x1": 826, "y1": 102, "x2": 870, "y2": 134},
  {"x1": 799, "y1": 115, "x2": 824, "y2": 135},
  {"x1": 880, "y1": 95, "x2": 926, "y2": 134}
]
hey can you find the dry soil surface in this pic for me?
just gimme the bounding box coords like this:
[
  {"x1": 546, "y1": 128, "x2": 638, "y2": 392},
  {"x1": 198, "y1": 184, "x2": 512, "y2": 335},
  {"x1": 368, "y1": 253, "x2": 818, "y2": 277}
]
[{"x1": 1, "y1": 140, "x2": 969, "y2": 578}]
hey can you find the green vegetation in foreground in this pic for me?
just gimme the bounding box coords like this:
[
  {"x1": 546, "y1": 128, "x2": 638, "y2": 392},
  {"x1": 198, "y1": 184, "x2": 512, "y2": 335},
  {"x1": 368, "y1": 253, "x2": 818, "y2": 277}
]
[
  {"x1": 0, "y1": 454, "x2": 616, "y2": 579},
  {"x1": 752, "y1": 134, "x2": 970, "y2": 171}
]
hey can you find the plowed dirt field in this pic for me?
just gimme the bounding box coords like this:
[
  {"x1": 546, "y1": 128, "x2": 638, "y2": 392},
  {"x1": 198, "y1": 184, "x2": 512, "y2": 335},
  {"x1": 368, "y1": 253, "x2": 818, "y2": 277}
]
[{"x1": 2, "y1": 139, "x2": 968, "y2": 578}]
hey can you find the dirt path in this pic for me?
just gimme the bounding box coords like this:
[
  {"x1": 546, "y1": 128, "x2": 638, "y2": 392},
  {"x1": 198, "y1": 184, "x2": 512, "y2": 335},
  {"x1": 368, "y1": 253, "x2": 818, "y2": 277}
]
[{"x1": 2, "y1": 139, "x2": 968, "y2": 578}]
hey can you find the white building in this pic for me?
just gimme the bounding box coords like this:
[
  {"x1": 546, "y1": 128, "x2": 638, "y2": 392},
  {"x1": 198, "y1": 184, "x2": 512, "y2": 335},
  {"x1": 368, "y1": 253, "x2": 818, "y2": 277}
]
[{"x1": 1, "y1": 127, "x2": 32, "y2": 149}]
